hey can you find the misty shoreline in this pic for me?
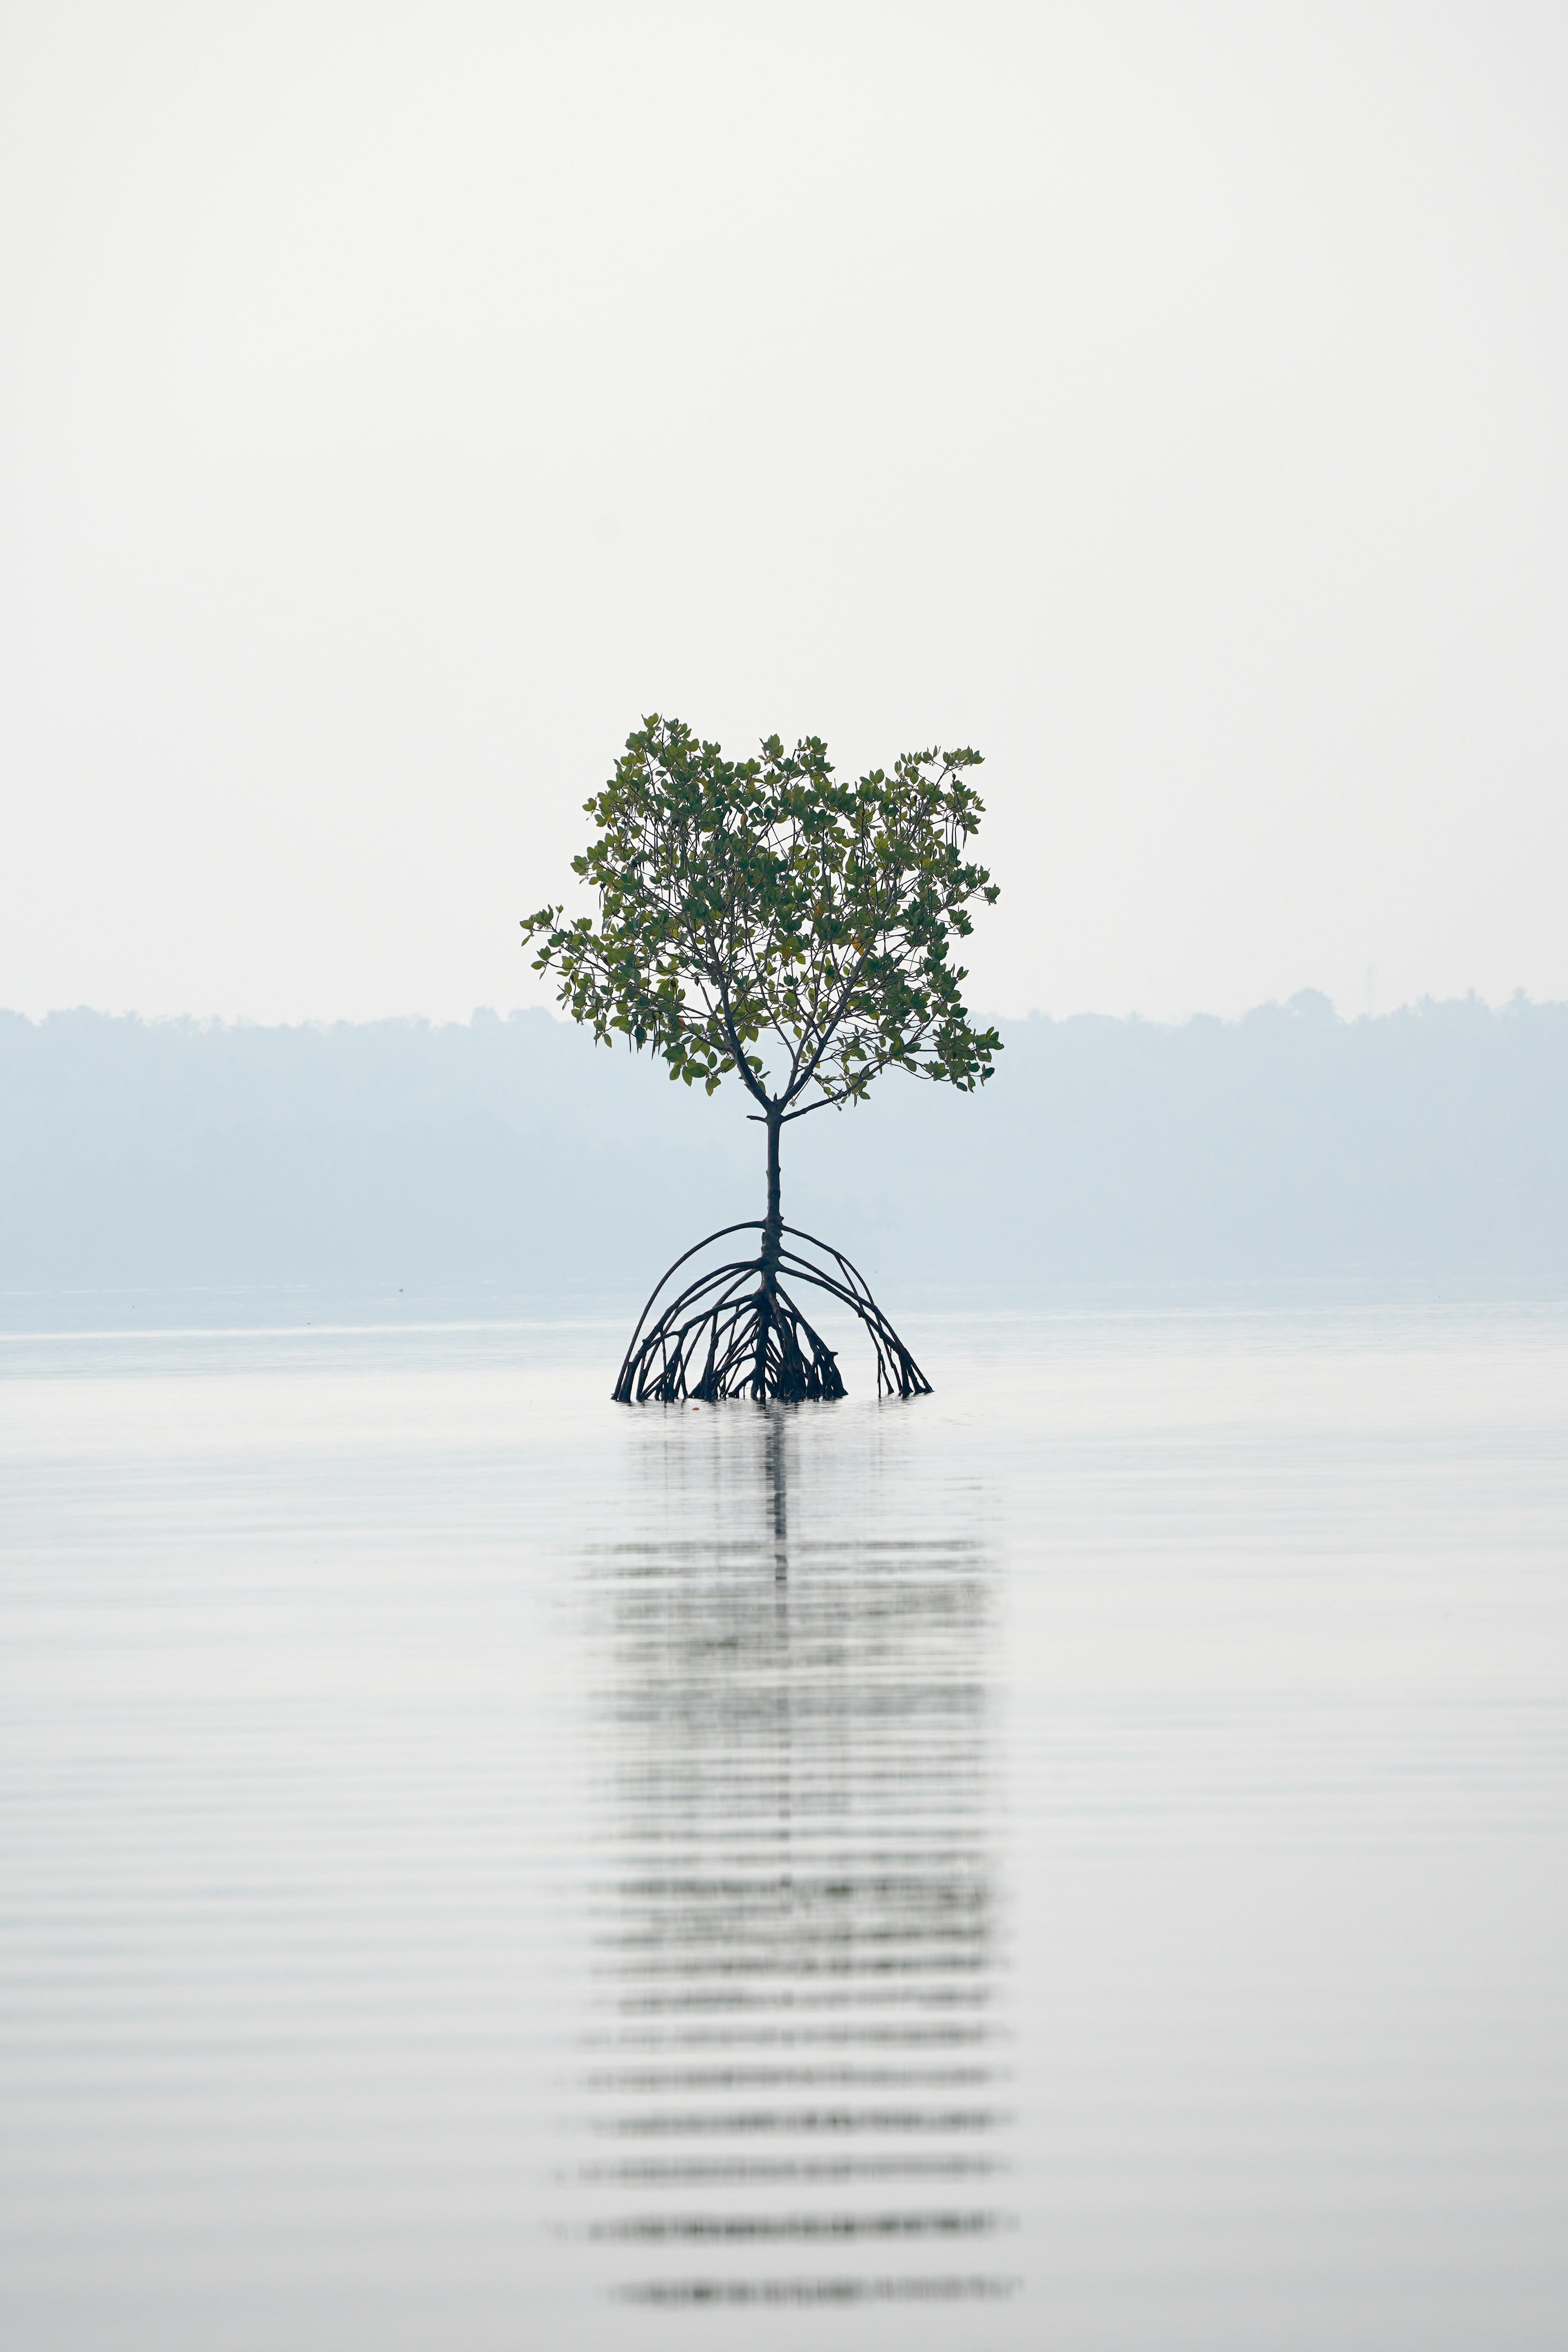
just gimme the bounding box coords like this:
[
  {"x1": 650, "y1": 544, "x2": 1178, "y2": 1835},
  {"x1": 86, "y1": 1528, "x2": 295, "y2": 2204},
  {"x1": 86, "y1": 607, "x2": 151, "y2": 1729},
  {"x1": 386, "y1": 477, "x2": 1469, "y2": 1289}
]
[{"x1": 4, "y1": 994, "x2": 1565, "y2": 1307}]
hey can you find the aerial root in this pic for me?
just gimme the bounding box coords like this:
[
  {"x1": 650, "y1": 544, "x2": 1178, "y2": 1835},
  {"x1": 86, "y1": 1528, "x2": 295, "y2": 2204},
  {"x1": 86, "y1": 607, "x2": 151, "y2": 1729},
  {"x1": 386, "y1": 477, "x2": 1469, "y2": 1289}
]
[{"x1": 612, "y1": 1222, "x2": 931, "y2": 1404}]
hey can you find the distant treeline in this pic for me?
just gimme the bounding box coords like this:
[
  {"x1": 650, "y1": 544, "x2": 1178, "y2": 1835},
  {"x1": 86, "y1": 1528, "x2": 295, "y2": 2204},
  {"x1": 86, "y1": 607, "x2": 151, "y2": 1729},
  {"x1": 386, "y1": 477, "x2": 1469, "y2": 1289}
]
[{"x1": 2, "y1": 992, "x2": 1564, "y2": 1307}]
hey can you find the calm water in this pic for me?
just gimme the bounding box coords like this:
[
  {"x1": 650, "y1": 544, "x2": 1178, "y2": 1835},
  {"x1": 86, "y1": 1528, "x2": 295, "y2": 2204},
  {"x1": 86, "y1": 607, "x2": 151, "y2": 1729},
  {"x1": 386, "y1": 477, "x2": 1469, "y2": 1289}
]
[{"x1": 2, "y1": 1301, "x2": 1565, "y2": 2348}]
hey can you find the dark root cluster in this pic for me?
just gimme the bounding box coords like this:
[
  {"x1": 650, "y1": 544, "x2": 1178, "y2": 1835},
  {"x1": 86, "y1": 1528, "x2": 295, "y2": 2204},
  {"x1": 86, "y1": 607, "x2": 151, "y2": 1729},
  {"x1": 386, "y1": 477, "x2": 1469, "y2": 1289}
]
[{"x1": 613, "y1": 1223, "x2": 930, "y2": 1404}]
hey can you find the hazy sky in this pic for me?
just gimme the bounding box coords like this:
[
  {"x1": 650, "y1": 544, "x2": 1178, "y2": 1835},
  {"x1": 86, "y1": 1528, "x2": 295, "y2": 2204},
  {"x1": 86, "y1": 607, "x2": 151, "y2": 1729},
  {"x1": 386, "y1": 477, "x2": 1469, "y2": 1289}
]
[{"x1": 3, "y1": 2, "x2": 1565, "y2": 1025}]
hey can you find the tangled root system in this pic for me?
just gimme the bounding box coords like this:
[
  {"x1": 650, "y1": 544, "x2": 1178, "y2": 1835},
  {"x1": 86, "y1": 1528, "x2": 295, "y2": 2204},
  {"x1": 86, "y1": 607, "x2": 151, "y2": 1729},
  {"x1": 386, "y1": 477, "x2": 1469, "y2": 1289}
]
[{"x1": 613, "y1": 1222, "x2": 930, "y2": 1404}]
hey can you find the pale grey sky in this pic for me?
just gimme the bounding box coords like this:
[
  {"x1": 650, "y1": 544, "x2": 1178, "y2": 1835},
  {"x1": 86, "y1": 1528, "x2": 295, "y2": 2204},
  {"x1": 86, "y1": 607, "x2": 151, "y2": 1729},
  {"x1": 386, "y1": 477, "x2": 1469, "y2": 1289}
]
[{"x1": 3, "y1": 1, "x2": 1565, "y2": 1025}]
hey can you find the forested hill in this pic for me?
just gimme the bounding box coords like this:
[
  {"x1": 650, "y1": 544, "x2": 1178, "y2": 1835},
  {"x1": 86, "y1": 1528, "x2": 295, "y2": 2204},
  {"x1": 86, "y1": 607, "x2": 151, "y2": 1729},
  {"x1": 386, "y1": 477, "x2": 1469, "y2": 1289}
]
[{"x1": 2, "y1": 993, "x2": 1564, "y2": 1311}]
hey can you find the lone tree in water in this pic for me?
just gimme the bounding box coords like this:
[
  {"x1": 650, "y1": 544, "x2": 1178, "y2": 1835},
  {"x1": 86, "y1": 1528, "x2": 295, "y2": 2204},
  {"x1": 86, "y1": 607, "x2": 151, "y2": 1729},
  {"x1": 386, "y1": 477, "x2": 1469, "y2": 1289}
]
[{"x1": 522, "y1": 716, "x2": 1001, "y2": 1401}]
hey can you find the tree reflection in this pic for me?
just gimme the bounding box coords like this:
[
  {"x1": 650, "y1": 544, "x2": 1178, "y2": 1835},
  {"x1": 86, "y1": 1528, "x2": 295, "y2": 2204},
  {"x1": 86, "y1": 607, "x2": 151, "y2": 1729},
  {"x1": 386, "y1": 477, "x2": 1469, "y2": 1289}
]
[{"x1": 574, "y1": 1405, "x2": 1016, "y2": 2309}]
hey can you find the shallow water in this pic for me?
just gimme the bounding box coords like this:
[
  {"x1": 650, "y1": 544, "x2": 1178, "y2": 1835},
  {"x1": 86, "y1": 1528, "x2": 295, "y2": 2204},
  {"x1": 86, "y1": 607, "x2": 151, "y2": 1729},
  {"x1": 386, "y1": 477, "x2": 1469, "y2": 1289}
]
[{"x1": 2, "y1": 1302, "x2": 1565, "y2": 2348}]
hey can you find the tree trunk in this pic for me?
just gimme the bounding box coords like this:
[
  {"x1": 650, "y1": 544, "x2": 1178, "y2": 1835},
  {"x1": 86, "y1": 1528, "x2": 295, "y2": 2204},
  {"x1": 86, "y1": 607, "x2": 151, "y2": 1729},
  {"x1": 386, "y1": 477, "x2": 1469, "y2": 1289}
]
[
  {"x1": 752, "y1": 1105, "x2": 784, "y2": 1398},
  {"x1": 762, "y1": 1107, "x2": 783, "y2": 1268}
]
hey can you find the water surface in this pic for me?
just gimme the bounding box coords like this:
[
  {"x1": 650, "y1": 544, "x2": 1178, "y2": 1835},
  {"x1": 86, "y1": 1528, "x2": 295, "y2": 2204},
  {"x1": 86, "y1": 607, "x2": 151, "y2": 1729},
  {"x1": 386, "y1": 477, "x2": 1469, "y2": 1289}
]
[{"x1": 3, "y1": 1302, "x2": 1565, "y2": 2347}]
